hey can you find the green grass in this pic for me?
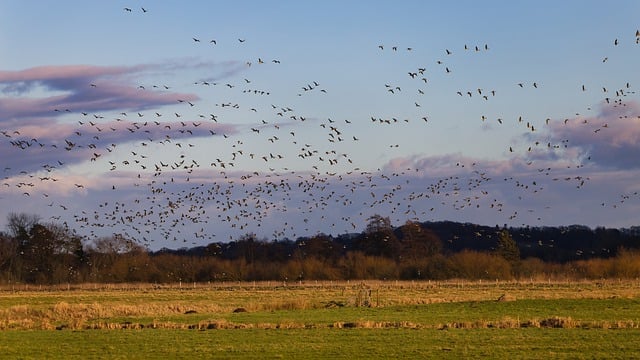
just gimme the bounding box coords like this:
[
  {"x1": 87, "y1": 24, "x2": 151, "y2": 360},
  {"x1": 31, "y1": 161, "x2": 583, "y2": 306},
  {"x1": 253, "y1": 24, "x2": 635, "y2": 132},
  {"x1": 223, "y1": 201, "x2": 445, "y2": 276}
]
[
  {"x1": 2, "y1": 281, "x2": 640, "y2": 358},
  {"x1": 2, "y1": 328, "x2": 640, "y2": 359}
]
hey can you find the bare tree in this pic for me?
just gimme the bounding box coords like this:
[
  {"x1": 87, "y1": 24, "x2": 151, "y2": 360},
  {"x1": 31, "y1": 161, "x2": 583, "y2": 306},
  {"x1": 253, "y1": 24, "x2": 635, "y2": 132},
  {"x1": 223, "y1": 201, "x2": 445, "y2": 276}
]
[
  {"x1": 399, "y1": 221, "x2": 443, "y2": 260},
  {"x1": 356, "y1": 215, "x2": 400, "y2": 258},
  {"x1": 365, "y1": 214, "x2": 392, "y2": 234},
  {"x1": 6, "y1": 212, "x2": 40, "y2": 237}
]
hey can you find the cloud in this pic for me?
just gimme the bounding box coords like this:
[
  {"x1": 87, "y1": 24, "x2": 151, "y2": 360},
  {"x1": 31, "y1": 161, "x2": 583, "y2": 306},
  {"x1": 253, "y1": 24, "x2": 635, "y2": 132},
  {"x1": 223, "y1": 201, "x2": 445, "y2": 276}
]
[
  {"x1": 537, "y1": 100, "x2": 640, "y2": 169},
  {"x1": 374, "y1": 138, "x2": 640, "y2": 227},
  {"x1": 195, "y1": 60, "x2": 248, "y2": 84},
  {"x1": 0, "y1": 63, "x2": 201, "y2": 124},
  {"x1": 0, "y1": 117, "x2": 240, "y2": 179},
  {"x1": 0, "y1": 61, "x2": 250, "y2": 178},
  {"x1": 2, "y1": 147, "x2": 640, "y2": 249},
  {"x1": 2, "y1": 63, "x2": 639, "y2": 248}
]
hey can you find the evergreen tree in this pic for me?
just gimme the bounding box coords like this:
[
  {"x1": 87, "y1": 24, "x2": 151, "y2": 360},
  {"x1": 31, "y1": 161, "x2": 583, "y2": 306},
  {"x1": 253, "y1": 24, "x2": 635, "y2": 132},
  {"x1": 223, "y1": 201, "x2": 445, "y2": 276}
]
[{"x1": 496, "y1": 229, "x2": 520, "y2": 263}]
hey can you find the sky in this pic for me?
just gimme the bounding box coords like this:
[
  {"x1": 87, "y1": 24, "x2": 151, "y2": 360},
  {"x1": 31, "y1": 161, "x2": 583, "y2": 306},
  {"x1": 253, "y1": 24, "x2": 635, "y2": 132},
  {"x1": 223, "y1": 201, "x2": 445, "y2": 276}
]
[{"x1": 1, "y1": 1, "x2": 639, "y2": 250}]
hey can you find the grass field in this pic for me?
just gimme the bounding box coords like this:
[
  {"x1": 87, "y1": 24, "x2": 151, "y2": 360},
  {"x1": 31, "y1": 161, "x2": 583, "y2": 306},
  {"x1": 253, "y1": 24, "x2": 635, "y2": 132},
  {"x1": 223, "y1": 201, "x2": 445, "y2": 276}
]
[{"x1": 1, "y1": 280, "x2": 640, "y2": 358}]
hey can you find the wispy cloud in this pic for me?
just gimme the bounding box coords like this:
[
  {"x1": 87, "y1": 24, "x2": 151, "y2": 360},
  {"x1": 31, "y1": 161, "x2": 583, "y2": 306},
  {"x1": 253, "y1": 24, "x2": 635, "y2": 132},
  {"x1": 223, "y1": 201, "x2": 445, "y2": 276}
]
[
  {"x1": 0, "y1": 62, "x2": 250, "y2": 178},
  {"x1": 1, "y1": 118, "x2": 239, "y2": 178},
  {"x1": 0, "y1": 63, "x2": 201, "y2": 123}
]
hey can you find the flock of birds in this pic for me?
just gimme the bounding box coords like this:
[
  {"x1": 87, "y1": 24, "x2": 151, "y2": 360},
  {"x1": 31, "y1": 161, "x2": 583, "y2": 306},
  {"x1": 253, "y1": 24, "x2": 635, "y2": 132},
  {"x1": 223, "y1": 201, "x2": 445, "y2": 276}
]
[{"x1": 1, "y1": 6, "x2": 639, "y2": 248}]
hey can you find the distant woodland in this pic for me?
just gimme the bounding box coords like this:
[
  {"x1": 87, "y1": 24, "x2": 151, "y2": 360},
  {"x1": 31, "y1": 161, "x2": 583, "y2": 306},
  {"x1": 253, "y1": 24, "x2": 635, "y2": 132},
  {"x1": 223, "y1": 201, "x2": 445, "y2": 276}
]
[{"x1": 2, "y1": 213, "x2": 640, "y2": 284}]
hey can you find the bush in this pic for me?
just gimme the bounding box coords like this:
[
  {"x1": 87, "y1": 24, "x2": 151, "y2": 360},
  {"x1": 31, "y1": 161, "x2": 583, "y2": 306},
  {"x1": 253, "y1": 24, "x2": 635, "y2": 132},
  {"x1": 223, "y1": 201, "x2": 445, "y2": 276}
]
[{"x1": 448, "y1": 250, "x2": 512, "y2": 280}]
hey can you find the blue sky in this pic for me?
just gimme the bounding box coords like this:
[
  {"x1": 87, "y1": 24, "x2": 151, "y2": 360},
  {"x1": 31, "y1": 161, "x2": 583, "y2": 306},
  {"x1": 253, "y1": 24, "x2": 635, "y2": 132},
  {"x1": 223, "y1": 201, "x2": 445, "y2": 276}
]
[{"x1": 1, "y1": 1, "x2": 639, "y2": 249}]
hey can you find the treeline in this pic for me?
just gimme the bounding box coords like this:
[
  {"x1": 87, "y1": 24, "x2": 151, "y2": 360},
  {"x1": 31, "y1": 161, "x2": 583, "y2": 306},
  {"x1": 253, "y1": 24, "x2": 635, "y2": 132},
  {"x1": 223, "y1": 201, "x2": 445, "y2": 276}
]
[{"x1": 2, "y1": 213, "x2": 640, "y2": 284}]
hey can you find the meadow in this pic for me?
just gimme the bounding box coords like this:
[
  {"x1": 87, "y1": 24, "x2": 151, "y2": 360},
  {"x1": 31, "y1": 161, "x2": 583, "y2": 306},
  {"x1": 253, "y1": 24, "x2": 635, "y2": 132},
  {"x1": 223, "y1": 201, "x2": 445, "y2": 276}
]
[{"x1": 1, "y1": 280, "x2": 640, "y2": 358}]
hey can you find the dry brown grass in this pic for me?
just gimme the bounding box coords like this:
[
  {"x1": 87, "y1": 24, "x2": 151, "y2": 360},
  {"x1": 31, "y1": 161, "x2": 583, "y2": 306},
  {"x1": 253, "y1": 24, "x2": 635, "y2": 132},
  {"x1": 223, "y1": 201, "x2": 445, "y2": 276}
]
[
  {"x1": 1, "y1": 279, "x2": 639, "y2": 331},
  {"x1": 31, "y1": 317, "x2": 640, "y2": 331}
]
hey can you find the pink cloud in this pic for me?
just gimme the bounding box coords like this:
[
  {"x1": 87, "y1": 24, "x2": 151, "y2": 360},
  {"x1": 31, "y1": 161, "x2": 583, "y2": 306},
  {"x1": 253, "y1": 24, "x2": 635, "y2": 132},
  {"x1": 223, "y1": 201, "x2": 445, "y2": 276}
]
[
  {"x1": 0, "y1": 64, "x2": 201, "y2": 123},
  {"x1": 0, "y1": 64, "x2": 146, "y2": 84},
  {"x1": 541, "y1": 101, "x2": 640, "y2": 169}
]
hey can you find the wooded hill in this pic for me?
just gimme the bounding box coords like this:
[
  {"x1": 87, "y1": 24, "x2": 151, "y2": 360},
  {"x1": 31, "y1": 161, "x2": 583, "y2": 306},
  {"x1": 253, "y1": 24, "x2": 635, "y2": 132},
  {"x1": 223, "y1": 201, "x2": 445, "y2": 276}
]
[
  {"x1": 2, "y1": 213, "x2": 640, "y2": 284},
  {"x1": 161, "y1": 220, "x2": 640, "y2": 263}
]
